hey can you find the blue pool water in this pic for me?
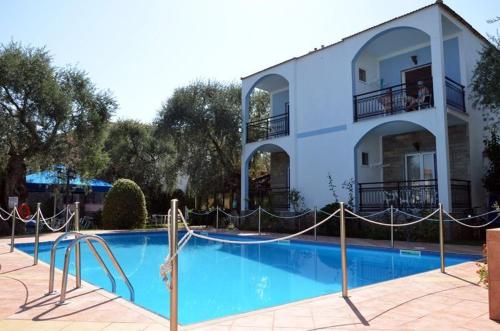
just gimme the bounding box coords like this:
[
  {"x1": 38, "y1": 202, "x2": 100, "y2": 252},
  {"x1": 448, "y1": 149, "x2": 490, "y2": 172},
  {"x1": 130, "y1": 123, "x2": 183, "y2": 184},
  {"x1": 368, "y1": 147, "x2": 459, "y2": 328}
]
[{"x1": 16, "y1": 232, "x2": 479, "y2": 324}]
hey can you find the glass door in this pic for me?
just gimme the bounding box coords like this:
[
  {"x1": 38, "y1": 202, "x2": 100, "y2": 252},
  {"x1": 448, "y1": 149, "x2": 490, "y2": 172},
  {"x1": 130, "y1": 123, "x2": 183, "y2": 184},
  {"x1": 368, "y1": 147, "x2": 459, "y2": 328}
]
[{"x1": 405, "y1": 152, "x2": 436, "y2": 207}]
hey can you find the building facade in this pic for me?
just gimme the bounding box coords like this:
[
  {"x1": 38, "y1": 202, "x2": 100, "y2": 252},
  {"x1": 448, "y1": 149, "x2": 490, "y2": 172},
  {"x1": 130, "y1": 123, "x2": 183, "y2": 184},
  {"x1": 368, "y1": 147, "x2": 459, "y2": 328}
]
[{"x1": 241, "y1": 1, "x2": 489, "y2": 212}]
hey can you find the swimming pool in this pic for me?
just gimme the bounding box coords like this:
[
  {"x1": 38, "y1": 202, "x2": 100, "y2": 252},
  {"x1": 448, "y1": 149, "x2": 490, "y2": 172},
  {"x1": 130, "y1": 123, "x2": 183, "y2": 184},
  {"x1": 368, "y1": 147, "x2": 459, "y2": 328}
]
[{"x1": 16, "y1": 231, "x2": 480, "y2": 324}]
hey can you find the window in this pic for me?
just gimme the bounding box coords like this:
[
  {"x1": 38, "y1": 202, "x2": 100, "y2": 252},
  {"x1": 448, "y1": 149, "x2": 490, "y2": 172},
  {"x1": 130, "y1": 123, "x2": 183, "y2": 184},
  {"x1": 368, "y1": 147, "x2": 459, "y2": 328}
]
[
  {"x1": 358, "y1": 68, "x2": 367, "y2": 83},
  {"x1": 361, "y1": 152, "x2": 369, "y2": 166}
]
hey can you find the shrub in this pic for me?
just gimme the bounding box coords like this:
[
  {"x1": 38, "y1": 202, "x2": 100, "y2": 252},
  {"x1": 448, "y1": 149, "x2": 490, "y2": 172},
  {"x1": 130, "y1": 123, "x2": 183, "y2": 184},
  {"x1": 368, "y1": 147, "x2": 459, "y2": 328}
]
[{"x1": 102, "y1": 179, "x2": 147, "y2": 229}]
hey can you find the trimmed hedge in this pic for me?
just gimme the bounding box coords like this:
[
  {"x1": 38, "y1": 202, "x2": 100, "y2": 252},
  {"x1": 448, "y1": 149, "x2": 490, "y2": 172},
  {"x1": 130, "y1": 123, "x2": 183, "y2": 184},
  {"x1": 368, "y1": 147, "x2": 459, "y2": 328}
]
[{"x1": 102, "y1": 179, "x2": 147, "y2": 229}]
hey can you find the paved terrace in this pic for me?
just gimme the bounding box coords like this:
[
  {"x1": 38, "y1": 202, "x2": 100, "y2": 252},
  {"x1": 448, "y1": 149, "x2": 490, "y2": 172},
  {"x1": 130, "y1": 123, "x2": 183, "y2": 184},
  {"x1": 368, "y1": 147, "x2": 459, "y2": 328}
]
[{"x1": 0, "y1": 229, "x2": 499, "y2": 330}]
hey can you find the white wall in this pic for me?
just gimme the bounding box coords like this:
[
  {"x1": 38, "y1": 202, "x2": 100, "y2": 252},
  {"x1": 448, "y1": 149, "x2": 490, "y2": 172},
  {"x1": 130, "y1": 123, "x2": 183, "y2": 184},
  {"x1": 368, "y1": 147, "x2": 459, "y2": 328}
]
[{"x1": 241, "y1": 4, "x2": 487, "y2": 211}]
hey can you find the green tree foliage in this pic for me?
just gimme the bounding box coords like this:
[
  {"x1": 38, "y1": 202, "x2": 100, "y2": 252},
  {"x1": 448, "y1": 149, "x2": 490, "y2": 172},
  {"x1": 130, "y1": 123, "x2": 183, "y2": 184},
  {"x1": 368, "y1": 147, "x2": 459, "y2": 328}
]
[
  {"x1": 101, "y1": 120, "x2": 176, "y2": 212},
  {"x1": 102, "y1": 179, "x2": 147, "y2": 229},
  {"x1": 471, "y1": 26, "x2": 500, "y2": 131},
  {"x1": 0, "y1": 42, "x2": 115, "y2": 206},
  {"x1": 483, "y1": 132, "x2": 500, "y2": 193},
  {"x1": 156, "y1": 81, "x2": 241, "y2": 204}
]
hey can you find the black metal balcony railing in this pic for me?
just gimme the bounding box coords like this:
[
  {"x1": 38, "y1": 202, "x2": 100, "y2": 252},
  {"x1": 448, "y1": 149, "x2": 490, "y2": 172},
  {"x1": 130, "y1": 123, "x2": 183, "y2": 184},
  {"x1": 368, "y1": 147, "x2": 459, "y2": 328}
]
[
  {"x1": 445, "y1": 77, "x2": 466, "y2": 113},
  {"x1": 353, "y1": 76, "x2": 466, "y2": 121},
  {"x1": 353, "y1": 79, "x2": 434, "y2": 121},
  {"x1": 358, "y1": 179, "x2": 471, "y2": 211},
  {"x1": 249, "y1": 186, "x2": 290, "y2": 210},
  {"x1": 246, "y1": 112, "x2": 289, "y2": 143}
]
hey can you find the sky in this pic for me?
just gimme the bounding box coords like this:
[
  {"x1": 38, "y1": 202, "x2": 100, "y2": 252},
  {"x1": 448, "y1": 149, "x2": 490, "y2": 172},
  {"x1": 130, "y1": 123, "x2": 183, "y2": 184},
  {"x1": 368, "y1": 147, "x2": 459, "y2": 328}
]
[{"x1": 1, "y1": 0, "x2": 498, "y2": 123}]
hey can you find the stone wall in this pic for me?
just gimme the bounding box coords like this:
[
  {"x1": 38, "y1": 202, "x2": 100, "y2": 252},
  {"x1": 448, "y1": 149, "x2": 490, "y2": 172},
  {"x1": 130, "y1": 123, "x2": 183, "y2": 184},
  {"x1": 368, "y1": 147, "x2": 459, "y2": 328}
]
[
  {"x1": 382, "y1": 125, "x2": 469, "y2": 182},
  {"x1": 270, "y1": 152, "x2": 289, "y2": 188}
]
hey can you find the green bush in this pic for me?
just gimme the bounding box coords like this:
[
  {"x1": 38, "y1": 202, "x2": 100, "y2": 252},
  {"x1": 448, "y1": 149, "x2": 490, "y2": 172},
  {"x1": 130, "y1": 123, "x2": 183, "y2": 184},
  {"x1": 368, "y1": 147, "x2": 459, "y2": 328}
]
[{"x1": 102, "y1": 179, "x2": 147, "y2": 229}]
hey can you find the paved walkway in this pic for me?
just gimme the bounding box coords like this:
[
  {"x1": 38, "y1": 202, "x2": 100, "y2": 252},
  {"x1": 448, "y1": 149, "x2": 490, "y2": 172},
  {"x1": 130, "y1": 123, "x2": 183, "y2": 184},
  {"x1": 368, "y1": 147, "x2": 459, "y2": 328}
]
[{"x1": 0, "y1": 230, "x2": 499, "y2": 330}]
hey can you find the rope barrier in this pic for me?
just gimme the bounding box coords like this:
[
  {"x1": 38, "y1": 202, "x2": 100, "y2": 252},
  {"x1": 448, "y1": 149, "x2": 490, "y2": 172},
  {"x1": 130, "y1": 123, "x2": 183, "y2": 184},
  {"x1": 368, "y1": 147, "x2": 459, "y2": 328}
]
[
  {"x1": 445, "y1": 209, "x2": 500, "y2": 222},
  {"x1": 0, "y1": 207, "x2": 13, "y2": 221},
  {"x1": 345, "y1": 208, "x2": 440, "y2": 227},
  {"x1": 14, "y1": 208, "x2": 39, "y2": 223},
  {"x1": 260, "y1": 208, "x2": 312, "y2": 219},
  {"x1": 181, "y1": 209, "x2": 340, "y2": 245},
  {"x1": 39, "y1": 210, "x2": 76, "y2": 232},
  {"x1": 218, "y1": 208, "x2": 259, "y2": 219},
  {"x1": 334, "y1": 208, "x2": 390, "y2": 220},
  {"x1": 188, "y1": 210, "x2": 215, "y2": 216},
  {"x1": 444, "y1": 210, "x2": 500, "y2": 228}
]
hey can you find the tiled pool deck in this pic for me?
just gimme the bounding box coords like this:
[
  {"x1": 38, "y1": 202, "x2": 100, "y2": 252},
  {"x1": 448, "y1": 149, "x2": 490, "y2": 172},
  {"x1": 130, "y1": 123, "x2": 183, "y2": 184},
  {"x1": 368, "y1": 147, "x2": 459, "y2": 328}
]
[{"x1": 1, "y1": 229, "x2": 499, "y2": 330}]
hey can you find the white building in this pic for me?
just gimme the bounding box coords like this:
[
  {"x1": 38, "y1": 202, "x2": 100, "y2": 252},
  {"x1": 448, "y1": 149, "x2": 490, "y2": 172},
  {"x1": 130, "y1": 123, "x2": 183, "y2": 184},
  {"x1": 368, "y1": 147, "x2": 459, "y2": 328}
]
[{"x1": 240, "y1": 1, "x2": 489, "y2": 212}]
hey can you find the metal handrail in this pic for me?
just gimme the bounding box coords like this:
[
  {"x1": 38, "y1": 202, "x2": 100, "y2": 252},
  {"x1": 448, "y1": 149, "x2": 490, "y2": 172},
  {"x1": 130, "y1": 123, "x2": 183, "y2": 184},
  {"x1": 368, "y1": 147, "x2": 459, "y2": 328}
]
[
  {"x1": 58, "y1": 234, "x2": 134, "y2": 304},
  {"x1": 48, "y1": 232, "x2": 116, "y2": 296}
]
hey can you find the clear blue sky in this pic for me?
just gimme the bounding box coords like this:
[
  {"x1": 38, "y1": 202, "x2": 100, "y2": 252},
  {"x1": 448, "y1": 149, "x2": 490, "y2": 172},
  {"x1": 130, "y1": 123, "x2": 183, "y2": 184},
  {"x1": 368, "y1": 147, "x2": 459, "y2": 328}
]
[{"x1": 1, "y1": 0, "x2": 498, "y2": 122}]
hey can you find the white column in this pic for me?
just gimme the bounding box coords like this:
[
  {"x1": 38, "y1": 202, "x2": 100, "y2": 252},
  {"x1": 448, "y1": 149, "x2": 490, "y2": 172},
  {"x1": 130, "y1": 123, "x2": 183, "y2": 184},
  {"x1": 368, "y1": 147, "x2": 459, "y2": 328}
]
[
  {"x1": 430, "y1": 8, "x2": 451, "y2": 211},
  {"x1": 241, "y1": 158, "x2": 249, "y2": 211}
]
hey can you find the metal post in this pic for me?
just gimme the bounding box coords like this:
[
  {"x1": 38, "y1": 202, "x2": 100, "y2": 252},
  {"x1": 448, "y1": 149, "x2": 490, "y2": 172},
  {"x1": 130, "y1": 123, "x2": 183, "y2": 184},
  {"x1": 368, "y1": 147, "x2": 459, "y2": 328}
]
[
  {"x1": 10, "y1": 205, "x2": 17, "y2": 253},
  {"x1": 34, "y1": 202, "x2": 41, "y2": 265},
  {"x1": 390, "y1": 205, "x2": 394, "y2": 248},
  {"x1": 439, "y1": 203, "x2": 445, "y2": 273},
  {"x1": 169, "y1": 199, "x2": 179, "y2": 331},
  {"x1": 258, "y1": 206, "x2": 261, "y2": 235},
  {"x1": 340, "y1": 202, "x2": 348, "y2": 297},
  {"x1": 74, "y1": 202, "x2": 81, "y2": 288},
  {"x1": 314, "y1": 206, "x2": 317, "y2": 241},
  {"x1": 216, "y1": 206, "x2": 219, "y2": 230}
]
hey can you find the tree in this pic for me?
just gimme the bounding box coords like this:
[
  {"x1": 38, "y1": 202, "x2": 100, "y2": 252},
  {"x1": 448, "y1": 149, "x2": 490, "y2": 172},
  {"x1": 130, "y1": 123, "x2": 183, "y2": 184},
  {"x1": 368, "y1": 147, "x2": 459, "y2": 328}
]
[
  {"x1": 101, "y1": 120, "x2": 176, "y2": 211},
  {"x1": 156, "y1": 81, "x2": 241, "y2": 206},
  {"x1": 0, "y1": 42, "x2": 116, "y2": 206},
  {"x1": 471, "y1": 24, "x2": 500, "y2": 132}
]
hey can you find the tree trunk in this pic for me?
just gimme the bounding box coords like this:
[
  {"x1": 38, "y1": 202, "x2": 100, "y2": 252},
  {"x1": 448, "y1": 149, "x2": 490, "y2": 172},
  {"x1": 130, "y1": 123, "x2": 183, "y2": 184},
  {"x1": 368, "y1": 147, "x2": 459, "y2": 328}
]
[{"x1": 4, "y1": 153, "x2": 28, "y2": 206}]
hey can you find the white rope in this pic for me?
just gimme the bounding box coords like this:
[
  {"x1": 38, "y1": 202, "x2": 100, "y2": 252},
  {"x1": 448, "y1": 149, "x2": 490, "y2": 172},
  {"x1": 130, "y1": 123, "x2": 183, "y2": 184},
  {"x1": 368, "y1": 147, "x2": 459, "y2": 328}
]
[
  {"x1": 445, "y1": 209, "x2": 500, "y2": 222},
  {"x1": 0, "y1": 207, "x2": 13, "y2": 221},
  {"x1": 184, "y1": 209, "x2": 340, "y2": 245},
  {"x1": 335, "y1": 208, "x2": 390, "y2": 220},
  {"x1": 39, "y1": 207, "x2": 68, "y2": 222},
  {"x1": 394, "y1": 208, "x2": 441, "y2": 221},
  {"x1": 260, "y1": 208, "x2": 312, "y2": 219},
  {"x1": 14, "y1": 208, "x2": 39, "y2": 223},
  {"x1": 39, "y1": 210, "x2": 75, "y2": 232},
  {"x1": 160, "y1": 230, "x2": 192, "y2": 290},
  {"x1": 188, "y1": 209, "x2": 215, "y2": 216},
  {"x1": 318, "y1": 209, "x2": 333, "y2": 216},
  {"x1": 444, "y1": 210, "x2": 500, "y2": 228},
  {"x1": 218, "y1": 208, "x2": 259, "y2": 219},
  {"x1": 345, "y1": 208, "x2": 440, "y2": 227}
]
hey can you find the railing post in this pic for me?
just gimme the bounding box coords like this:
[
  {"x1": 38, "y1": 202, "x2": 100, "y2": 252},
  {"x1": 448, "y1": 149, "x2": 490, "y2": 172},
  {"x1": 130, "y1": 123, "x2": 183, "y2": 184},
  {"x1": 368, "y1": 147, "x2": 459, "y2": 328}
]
[
  {"x1": 314, "y1": 206, "x2": 317, "y2": 241},
  {"x1": 340, "y1": 202, "x2": 348, "y2": 298},
  {"x1": 169, "y1": 199, "x2": 179, "y2": 331},
  {"x1": 389, "y1": 87, "x2": 394, "y2": 114},
  {"x1": 258, "y1": 206, "x2": 261, "y2": 235},
  {"x1": 353, "y1": 97, "x2": 358, "y2": 122},
  {"x1": 358, "y1": 183, "x2": 363, "y2": 211},
  {"x1": 390, "y1": 205, "x2": 394, "y2": 248},
  {"x1": 439, "y1": 203, "x2": 445, "y2": 273},
  {"x1": 10, "y1": 205, "x2": 17, "y2": 253},
  {"x1": 216, "y1": 206, "x2": 219, "y2": 230},
  {"x1": 34, "y1": 202, "x2": 41, "y2": 265},
  {"x1": 74, "y1": 202, "x2": 81, "y2": 288}
]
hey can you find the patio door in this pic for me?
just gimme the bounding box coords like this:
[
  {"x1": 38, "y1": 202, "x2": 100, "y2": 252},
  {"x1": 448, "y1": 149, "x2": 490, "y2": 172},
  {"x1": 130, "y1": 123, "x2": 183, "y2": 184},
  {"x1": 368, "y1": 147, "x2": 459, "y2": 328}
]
[
  {"x1": 405, "y1": 152, "x2": 436, "y2": 181},
  {"x1": 405, "y1": 152, "x2": 436, "y2": 207}
]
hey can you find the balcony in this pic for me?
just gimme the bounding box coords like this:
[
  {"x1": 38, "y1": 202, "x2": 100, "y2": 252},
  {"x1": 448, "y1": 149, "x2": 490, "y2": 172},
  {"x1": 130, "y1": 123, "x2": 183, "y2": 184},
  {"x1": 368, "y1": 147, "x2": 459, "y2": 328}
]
[
  {"x1": 246, "y1": 112, "x2": 289, "y2": 143},
  {"x1": 358, "y1": 179, "x2": 471, "y2": 211},
  {"x1": 353, "y1": 77, "x2": 465, "y2": 122}
]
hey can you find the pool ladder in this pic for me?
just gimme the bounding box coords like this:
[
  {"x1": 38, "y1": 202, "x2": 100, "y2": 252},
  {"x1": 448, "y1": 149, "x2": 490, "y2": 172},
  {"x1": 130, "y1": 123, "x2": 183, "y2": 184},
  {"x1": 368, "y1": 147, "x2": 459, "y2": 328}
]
[{"x1": 48, "y1": 232, "x2": 135, "y2": 305}]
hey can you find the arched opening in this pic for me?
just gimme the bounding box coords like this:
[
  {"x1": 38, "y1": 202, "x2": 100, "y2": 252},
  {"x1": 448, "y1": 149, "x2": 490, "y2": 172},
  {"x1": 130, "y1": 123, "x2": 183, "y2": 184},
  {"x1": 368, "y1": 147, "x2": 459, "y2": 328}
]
[
  {"x1": 245, "y1": 74, "x2": 290, "y2": 143},
  {"x1": 352, "y1": 27, "x2": 435, "y2": 121},
  {"x1": 355, "y1": 121, "x2": 471, "y2": 211},
  {"x1": 247, "y1": 144, "x2": 290, "y2": 210}
]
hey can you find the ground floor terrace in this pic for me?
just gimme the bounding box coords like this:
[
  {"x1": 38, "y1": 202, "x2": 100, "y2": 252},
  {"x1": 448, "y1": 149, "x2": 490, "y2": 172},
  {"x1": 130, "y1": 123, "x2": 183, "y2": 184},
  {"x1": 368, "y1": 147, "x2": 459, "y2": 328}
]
[{"x1": 0, "y1": 229, "x2": 498, "y2": 330}]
